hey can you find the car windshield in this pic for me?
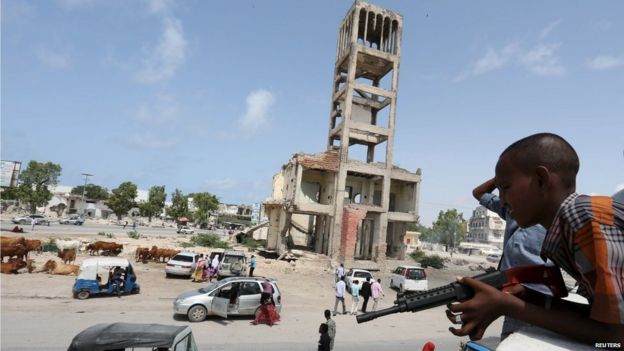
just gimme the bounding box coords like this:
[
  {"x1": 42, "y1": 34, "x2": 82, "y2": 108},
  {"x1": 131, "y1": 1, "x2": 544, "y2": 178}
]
[
  {"x1": 406, "y1": 269, "x2": 425, "y2": 280},
  {"x1": 172, "y1": 255, "x2": 193, "y2": 262},
  {"x1": 354, "y1": 271, "x2": 372, "y2": 279}
]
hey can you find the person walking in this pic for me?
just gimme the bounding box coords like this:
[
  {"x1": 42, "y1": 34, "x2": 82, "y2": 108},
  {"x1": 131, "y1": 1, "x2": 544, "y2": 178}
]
[
  {"x1": 123, "y1": 221, "x2": 128, "y2": 229},
  {"x1": 324, "y1": 309, "x2": 336, "y2": 350},
  {"x1": 361, "y1": 277, "x2": 372, "y2": 313},
  {"x1": 192, "y1": 254, "x2": 206, "y2": 282},
  {"x1": 335, "y1": 263, "x2": 345, "y2": 283},
  {"x1": 371, "y1": 278, "x2": 385, "y2": 312},
  {"x1": 132, "y1": 221, "x2": 137, "y2": 230},
  {"x1": 332, "y1": 276, "x2": 346, "y2": 316},
  {"x1": 249, "y1": 255, "x2": 256, "y2": 277},
  {"x1": 350, "y1": 280, "x2": 360, "y2": 315},
  {"x1": 30, "y1": 217, "x2": 36, "y2": 231}
]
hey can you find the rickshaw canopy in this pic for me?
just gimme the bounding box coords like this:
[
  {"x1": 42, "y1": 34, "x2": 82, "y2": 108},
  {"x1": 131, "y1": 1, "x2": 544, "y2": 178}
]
[
  {"x1": 76, "y1": 257, "x2": 131, "y2": 281},
  {"x1": 67, "y1": 323, "x2": 189, "y2": 351}
]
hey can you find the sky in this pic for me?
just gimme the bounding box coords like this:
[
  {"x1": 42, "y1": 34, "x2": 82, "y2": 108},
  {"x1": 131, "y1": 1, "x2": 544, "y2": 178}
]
[{"x1": 2, "y1": 0, "x2": 623, "y2": 226}]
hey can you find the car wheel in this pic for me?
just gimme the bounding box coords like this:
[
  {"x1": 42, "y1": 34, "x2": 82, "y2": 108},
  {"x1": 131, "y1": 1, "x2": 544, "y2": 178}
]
[
  {"x1": 76, "y1": 290, "x2": 90, "y2": 300},
  {"x1": 187, "y1": 305, "x2": 207, "y2": 322},
  {"x1": 166, "y1": 273, "x2": 173, "y2": 278},
  {"x1": 131, "y1": 288, "x2": 140, "y2": 294}
]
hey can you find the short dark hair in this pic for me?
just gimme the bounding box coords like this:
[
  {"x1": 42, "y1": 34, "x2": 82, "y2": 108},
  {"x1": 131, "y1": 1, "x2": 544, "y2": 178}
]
[
  {"x1": 324, "y1": 309, "x2": 331, "y2": 318},
  {"x1": 500, "y1": 132, "x2": 579, "y2": 189},
  {"x1": 319, "y1": 323, "x2": 328, "y2": 333}
]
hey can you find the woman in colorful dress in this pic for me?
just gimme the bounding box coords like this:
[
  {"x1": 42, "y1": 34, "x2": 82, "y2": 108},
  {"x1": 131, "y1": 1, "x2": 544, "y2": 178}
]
[
  {"x1": 191, "y1": 254, "x2": 206, "y2": 282},
  {"x1": 252, "y1": 279, "x2": 280, "y2": 326}
]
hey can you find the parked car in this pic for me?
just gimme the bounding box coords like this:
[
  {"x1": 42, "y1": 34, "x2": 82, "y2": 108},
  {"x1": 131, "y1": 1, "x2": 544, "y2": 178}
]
[
  {"x1": 11, "y1": 214, "x2": 49, "y2": 225},
  {"x1": 217, "y1": 250, "x2": 247, "y2": 279},
  {"x1": 486, "y1": 253, "x2": 502, "y2": 263},
  {"x1": 345, "y1": 268, "x2": 373, "y2": 293},
  {"x1": 59, "y1": 215, "x2": 84, "y2": 225},
  {"x1": 389, "y1": 265, "x2": 428, "y2": 293},
  {"x1": 166, "y1": 252, "x2": 200, "y2": 278},
  {"x1": 177, "y1": 226, "x2": 194, "y2": 234},
  {"x1": 68, "y1": 322, "x2": 198, "y2": 351},
  {"x1": 173, "y1": 276, "x2": 282, "y2": 322}
]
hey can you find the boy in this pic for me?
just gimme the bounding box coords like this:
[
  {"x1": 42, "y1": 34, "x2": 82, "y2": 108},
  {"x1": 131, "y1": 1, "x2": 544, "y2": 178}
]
[{"x1": 447, "y1": 133, "x2": 624, "y2": 344}]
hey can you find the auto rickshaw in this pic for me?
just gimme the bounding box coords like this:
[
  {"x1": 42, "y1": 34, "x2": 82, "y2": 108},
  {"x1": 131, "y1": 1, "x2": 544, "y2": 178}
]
[{"x1": 72, "y1": 257, "x2": 140, "y2": 299}]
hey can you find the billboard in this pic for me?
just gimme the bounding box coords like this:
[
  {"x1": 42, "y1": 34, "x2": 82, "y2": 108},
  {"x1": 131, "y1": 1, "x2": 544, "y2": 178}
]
[{"x1": 0, "y1": 160, "x2": 22, "y2": 187}]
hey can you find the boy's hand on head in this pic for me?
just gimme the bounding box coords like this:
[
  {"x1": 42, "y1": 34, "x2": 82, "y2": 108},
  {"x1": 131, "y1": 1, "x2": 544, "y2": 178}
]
[{"x1": 446, "y1": 276, "x2": 511, "y2": 340}]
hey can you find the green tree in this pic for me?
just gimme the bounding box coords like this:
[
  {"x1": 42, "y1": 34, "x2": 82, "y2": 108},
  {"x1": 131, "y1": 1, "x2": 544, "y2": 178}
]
[
  {"x1": 71, "y1": 184, "x2": 109, "y2": 201},
  {"x1": 431, "y1": 209, "x2": 466, "y2": 249},
  {"x1": 15, "y1": 161, "x2": 62, "y2": 213},
  {"x1": 189, "y1": 192, "x2": 219, "y2": 226},
  {"x1": 105, "y1": 182, "x2": 138, "y2": 220},
  {"x1": 167, "y1": 189, "x2": 189, "y2": 220},
  {"x1": 139, "y1": 185, "x2": 166, "y2": 222}
]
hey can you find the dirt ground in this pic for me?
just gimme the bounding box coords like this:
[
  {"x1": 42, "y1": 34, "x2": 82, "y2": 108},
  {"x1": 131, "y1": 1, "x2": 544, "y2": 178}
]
[{"x1": 0, "y1": 230, "x2": 503, "y2": 350}]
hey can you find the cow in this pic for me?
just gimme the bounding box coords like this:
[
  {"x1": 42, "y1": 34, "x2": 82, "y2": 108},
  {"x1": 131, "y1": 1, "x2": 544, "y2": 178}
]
[
  {"x1": 154, "y1": 248, "x2": 179, "y2": 262},
  {"x1": 149, "y1": 246, "x2": 159, "y2": 261},
  {"x1": 135, "y1": 247, "x2": 150, "y2": 262},
  {"x1": 1, "y1": 259, "x2": 27, "y2": 274},
  {"x1": 43, "y1": 260, "x2": 80, "y2": 275},
  {"x1": 0, "y1": 236, "x2": 26, "y2": 247},
  {"x1": 89, "y1": 241, "x2": 123, "y2": 256},
  {"x1": 1, "y1": 244, "x2": 28, "y2": 262},
  {"x1": 55, "y1": 239, "x2": 82, "y2": 252},
  {"x1": 24, "y1": 239, "x2": 43, "y2": 254},
  {"x1": 57, "y1": 249, "x2": 76, "y2": 264}
]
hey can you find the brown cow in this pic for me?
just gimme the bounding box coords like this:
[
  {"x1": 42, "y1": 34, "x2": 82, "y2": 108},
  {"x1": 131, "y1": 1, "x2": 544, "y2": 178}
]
[
  {"x1": 1, "y1": 259, "x2": 27, "y2": 274},
  {"x1": 43, "y1": 260, "x2": 80, "y2": 275},
  {"x1": 57, "y1": 249, "x2": 76, "y2": 264},
  {"x1": 135, "y1": 247, "x2": 150, "y2": 262},
  {"x1": 155, "y1": 248, "x2": 179, "y2": 262},
  {"x1": 24, "y1": 239, "x2": 43, "y2": 254},
  {"x1": 0, "y1": 236, "x2": 26, "y2": 247},
  {"x1": 89, "y1": 241, "x2": 123, "y2": 256},
  {"x1": 149, "y1": 246, "x2": 159, "y2": 260},
  {"x1": 1, "y1": 244, "x2": 28, "y2": 262}
]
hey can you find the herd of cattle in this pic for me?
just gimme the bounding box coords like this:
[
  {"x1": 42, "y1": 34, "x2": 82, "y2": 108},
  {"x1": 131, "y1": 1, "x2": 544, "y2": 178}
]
[{"x1": 1, "y1": 235, "x2": 179, "y2": 275}]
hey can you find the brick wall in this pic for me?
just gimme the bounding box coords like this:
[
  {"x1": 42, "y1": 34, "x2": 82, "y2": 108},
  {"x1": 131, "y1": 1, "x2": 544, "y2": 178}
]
[{"x1": 339, "y1": 207, "x2": 367, "y2": 262}]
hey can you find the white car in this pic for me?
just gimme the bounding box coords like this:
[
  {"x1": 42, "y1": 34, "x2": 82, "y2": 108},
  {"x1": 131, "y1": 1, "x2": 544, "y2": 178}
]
[
  {"x1": 345, "y1": 269, "x2": 373, "y2": 293},
  {"x1": 177, "y1": 226, "x2": 194, "y2": 234},
  {"x1": 165, "y1": 252, "x2": 200, "y2": 277},
  {"x1": 390, "y1": 265, "x2": 428, "y2": 293}
]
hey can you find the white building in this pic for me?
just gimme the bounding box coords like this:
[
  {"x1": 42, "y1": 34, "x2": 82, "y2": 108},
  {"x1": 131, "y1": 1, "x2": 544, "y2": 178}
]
[{"x1": 466, "y1": 205, "x2": 505, "y2": 248}]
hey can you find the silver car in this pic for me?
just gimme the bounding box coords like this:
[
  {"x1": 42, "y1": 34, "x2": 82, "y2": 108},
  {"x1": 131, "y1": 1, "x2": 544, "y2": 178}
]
[
  {"x1": 173, "y1": 276, "x2": 281, "y2": 322},
  {"x1": 12, "y1": 214, "x2": 49, "y2": 225}
]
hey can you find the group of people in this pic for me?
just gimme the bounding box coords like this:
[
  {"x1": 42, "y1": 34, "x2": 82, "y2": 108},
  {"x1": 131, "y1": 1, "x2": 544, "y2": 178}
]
[
  {"x1": 332, "y1": 265, "x2": 385, "y2": 317},
  {"x1": 191, "y1": 254, "x2": 220, "y2": 283}
]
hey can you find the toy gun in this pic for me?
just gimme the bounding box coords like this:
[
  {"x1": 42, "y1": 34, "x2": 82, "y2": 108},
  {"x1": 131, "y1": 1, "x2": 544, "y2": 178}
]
[{"x1": 357, "y1": 265, "x2": 567, "y2": 324}]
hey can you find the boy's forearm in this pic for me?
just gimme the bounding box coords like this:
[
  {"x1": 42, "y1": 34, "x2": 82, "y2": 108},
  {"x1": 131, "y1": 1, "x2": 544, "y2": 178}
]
[
  {"x1": 472, "y1": 178, "x2": 497, "y2": 200},
  {"x1": 504, "y1": 294, "x2": 624, "y2": 344}
]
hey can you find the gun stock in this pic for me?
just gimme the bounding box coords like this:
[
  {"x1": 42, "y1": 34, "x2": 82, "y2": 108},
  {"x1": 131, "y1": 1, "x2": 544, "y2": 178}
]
[{"x1": 356, "y1": 270, "x2": 507, "y2": 324}]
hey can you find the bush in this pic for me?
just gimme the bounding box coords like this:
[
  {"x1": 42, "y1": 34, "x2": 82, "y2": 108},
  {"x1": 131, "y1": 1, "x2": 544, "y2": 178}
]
[
  {"x1": 241, "y1": 237, "x2": 266, "y2": 250},
  {"x1": 409, "y1": 250, "x2": 426, "y2": 262},
  {"x1": 41, "y1": 238, "x2": 59, "y2": 252},
  {"x1": 419, "y1": 254, "x2": 446, "y2": 269},
  {"x1": 179, "y1": 241, "x2": 194, "y2": 248},
  {"x1": 190, "y1": 233, "x2": 229, "y2": 249},
  {"x1": 97, "y1": 231, "x2": 114, "y2": 238},
  {"x1": 127, "y1": 231, "x2": 140, "y2": 239}
]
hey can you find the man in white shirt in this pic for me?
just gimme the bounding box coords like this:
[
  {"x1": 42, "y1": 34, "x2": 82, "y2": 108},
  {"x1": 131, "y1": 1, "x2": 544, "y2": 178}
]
[
  {"x1": 335, "y1": 263, "x2": 345, "y2": 283},
  {"x1": 332, "y1": 276, "x2": 346, "y2": 316}
]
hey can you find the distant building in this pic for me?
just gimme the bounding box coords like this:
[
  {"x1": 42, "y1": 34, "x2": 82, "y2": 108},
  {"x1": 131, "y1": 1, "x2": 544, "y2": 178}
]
[{"x1": 466, "y1": 205, "x2": 505, "y2": 248}]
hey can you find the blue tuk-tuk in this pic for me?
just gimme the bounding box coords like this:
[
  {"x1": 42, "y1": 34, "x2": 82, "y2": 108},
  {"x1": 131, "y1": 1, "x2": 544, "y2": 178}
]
[{"x1": 72, "y1": 257, "x2": 140, "y2": 299}]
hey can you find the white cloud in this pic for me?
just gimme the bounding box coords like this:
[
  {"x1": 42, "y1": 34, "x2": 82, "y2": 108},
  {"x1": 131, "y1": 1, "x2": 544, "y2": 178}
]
[
  {"x1": 538, "y1": 19, "x2": 561, "y2": 39},
  {"x1": 127, "y1": 134, "x2": 178, "y2": 149},
  {"x1": 35, "y1": 46, "x2": 70, "y2": 69},
  {"x1": 136, "y1": 17, "x2": 187, "y2": 83},
  {"x1": 586, "y1": 55, "x2": 624, "y2": 71},
  {"x1": 519, "y1": 43, "x2": 565, "y2": 76},
  {"x1": 146, "y1": 0, "x2": 174, "y2": 15},
  {"x1": 239, "y1": 90, "x2": 275, "y2": 135}
]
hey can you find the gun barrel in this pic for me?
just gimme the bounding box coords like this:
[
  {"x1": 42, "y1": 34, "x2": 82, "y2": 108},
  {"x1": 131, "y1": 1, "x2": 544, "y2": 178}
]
[{"x1": 356, "y1": 305, "x2": 402, "y2": 323}]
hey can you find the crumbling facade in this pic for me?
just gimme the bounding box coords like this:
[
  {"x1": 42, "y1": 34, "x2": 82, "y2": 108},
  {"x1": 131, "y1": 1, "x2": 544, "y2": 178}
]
[{"x1": 264, "y1": 1, "x2": 421, "y2": 264}]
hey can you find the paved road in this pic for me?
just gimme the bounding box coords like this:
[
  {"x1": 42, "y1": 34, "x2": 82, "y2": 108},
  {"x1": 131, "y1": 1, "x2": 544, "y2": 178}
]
[{"x1": 0, "y1": 220, "x2": 228, "y2": 239}]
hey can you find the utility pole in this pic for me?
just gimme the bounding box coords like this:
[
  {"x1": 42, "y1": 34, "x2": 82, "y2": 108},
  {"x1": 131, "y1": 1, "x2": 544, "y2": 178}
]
[{"x1": 80, "y1": 173, "x2": 93, "y2": 217}]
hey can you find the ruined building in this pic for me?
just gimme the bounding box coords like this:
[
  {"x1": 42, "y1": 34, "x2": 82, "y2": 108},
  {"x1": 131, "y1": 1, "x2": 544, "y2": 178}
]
[{"x1": 263, "y1": 1, "x2": 421, "y2": 264}]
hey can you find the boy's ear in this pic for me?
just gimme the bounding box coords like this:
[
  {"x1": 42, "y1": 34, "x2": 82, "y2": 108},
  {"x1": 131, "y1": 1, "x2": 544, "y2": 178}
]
[{"x1": 535, "y1": 166, "x2": 550, "y2": 189}]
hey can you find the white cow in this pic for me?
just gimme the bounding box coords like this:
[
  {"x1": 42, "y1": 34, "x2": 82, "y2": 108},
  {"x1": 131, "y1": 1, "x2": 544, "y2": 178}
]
[{"x1": 55, "y1": 239, "x2": 82, "y2": 252}]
